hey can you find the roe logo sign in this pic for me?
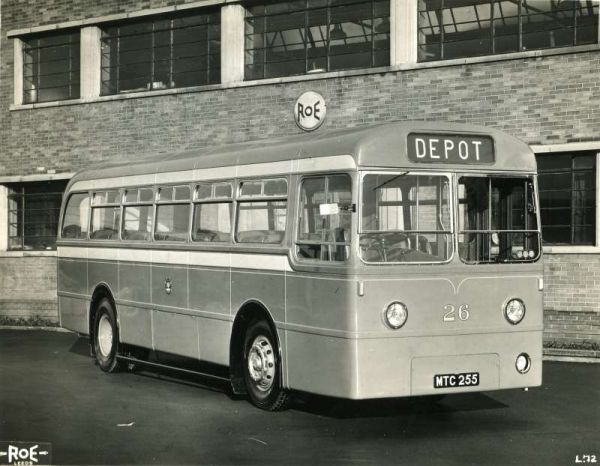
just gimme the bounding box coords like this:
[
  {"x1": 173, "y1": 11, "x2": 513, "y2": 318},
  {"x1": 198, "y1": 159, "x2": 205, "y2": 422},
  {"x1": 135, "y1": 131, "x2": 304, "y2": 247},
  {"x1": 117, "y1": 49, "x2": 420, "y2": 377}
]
[
  {"x1": 0, "y1": 442, "x2": 51, "y2": 466},
  {"x1": 294, "y1": 91, "x2": 326, "y2": 131}
]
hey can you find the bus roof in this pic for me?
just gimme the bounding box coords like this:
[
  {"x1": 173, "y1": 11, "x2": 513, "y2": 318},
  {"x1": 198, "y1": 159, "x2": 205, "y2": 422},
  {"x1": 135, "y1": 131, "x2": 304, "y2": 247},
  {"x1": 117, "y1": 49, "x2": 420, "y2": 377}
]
[{"x1": 69, "y1": 121, "x2": 536, "y2": 186}]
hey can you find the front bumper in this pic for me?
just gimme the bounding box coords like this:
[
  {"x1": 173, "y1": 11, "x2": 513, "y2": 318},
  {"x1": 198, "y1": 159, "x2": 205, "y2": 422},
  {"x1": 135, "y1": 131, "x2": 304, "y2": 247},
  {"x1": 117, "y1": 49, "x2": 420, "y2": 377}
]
[{"x1": 284, "y1": 330, "x2": 542, "y2": 399}]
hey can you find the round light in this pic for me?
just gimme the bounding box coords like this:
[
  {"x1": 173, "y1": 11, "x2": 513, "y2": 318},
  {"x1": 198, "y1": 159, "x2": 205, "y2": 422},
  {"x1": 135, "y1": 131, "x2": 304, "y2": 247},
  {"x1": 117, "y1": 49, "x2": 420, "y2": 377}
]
[
  {"x1": 528, "y1": 250, "x2": 535, "y2": 258},
  {"x1": 517, "y1": 250, "x2": 524, "y2": 258},
  {"x1": 504, "y1": 298, "x2": 526, "y2": 325},
  {"x1": 384, "y1": 302, "x2": 408, "y2": 329},
  {"x1": 515, "y1": 353, "x2": 531, "y2": 374}
]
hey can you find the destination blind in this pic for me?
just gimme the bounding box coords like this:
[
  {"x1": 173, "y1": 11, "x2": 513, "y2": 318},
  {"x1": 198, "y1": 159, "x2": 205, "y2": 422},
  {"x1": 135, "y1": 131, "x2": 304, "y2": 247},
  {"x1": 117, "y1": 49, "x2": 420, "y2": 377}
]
[{"x1": 407, "y1": 133, "x2": 495, "y2": 164}]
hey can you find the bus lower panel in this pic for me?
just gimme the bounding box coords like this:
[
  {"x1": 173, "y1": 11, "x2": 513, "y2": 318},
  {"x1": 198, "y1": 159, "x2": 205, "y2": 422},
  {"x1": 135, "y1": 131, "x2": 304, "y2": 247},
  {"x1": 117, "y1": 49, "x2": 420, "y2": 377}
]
[
  {"x1": 285, "y1": 330, "x2": 542, "y2": 399},
  {"x1": 58, "y1": 295, "x2": 89, "y2": 335}
]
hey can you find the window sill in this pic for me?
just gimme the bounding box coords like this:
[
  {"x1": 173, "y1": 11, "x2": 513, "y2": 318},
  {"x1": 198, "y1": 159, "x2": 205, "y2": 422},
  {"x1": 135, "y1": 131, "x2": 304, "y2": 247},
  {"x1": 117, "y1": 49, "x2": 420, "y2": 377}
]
[
  {"x1": 543, "y1": 246, "x2": 600, "y2": 254},
  {"x1": 9, "y1": 44, "x2": 600, "y2": 111},
  {"x1": 0, "y1": 250, "x2": 57, "y2": 257}
]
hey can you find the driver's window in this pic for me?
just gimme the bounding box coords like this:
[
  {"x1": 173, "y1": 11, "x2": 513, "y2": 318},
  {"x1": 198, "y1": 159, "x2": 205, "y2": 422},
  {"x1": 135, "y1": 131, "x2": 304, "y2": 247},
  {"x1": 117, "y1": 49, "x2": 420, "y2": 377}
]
[{"x1": 296, "y1": 175, "x2": 352, "y2": 262}]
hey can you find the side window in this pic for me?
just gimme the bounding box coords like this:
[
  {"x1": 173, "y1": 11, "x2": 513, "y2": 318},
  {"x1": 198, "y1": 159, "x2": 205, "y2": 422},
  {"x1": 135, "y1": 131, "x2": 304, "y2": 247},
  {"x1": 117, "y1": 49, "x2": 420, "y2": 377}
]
[
  {"x1": 90, "y1": 190, "x2": 120, "y2": 240},
  {"x1": 297, "y1": 175, "x2": 352, "y2": 261},
  {"x1": 236, "y1": 178, "x2": 287, "y2": 244},
  {"x1": 61, "y1": 192, "x2": 90, "y2": 239},
  {"x1": 122, "y1": 187, "x2": 154, "y2": 241},
  {"x1": 192, "y1": 182, "x2": 233, "y2": 242},
  {"x1": 154, "y1": 185, "x2": 190, "y2": 242}
]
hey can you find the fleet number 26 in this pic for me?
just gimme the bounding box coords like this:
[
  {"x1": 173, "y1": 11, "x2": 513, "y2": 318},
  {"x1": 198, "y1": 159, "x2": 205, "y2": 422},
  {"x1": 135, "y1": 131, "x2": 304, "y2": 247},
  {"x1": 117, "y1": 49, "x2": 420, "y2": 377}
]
[{"x1": 443, "y1": 304, "x2": 471, "y2": 322}]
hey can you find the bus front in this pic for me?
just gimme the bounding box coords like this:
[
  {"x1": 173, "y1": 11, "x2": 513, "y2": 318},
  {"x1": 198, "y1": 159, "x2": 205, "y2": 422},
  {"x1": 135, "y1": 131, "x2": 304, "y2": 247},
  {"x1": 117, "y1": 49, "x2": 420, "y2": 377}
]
[{"x1": 352, "y1": 130, "x2": 543, "y2": 399}]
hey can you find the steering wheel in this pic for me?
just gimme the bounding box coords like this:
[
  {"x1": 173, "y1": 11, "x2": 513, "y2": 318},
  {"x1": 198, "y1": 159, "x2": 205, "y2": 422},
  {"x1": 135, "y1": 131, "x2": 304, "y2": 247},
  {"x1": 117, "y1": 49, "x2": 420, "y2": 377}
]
[{"x1": 360, "y1": 232, "x2": 410, "y2": 262}]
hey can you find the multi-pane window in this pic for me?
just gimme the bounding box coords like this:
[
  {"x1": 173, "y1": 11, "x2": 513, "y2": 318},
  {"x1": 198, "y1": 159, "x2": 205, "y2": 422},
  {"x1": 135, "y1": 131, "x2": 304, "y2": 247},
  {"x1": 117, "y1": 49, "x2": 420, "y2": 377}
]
[
  {"x1": 537, "y1": 152, "x2": 597, "y2": 245},
  {"x1": 155, "y1": 185, "x2": 191, "y2": 241},
  {"x1": 101, "y1": 11, "x2": 221, "y2": 95},
  {"x1": 245, "y1": 0, "x2": 390, "y2": 80},
  {"x1": 418, "y1": 0, "x2": 599, "y2": 62},
  {"x1": 192, "y1": 182, "x2": 233, "y2": 243},
  {"x1": 236, "y1": 178, "x2": 288, "y2": 244},
  {"x1": 7, "y1": 181, "x2": 67, "y2": 250},
  {"x1": 458, "y1": 176, "x2": 539, "y2": 263},
  {"x1": 22, "y1": 31, "x2": 80, "y2": 103},
  {"x1": 122, "y1": 187, "x2": 154, "y2": 240},
  {"x1": 90, "y1": 191, "x2": 121, "y2": 239}
]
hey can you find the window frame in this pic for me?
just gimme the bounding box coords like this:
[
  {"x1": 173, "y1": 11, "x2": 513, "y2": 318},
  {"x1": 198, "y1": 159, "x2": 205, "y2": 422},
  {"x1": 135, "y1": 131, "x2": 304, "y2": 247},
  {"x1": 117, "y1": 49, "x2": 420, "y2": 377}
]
[
  {"x1": 244, "y1": 0, "x2": 391, "y2": 80},
  {"x1": 21, "y1": 30, "x2": 81, "y2": 104},
  {"x1": 60, "y1": 191, "x2": 91, "y2": 241},
  {"x1": 89, "y1": 189, "x2": 122, "y2": 241},
  {"x1": 417, "y1": 0, "x2": 599, "y2": 63},
  {"x1": 456, "y1": 173, "x2": 541, "y2": 264},
  {"x1": 295, "y1": 173, "x2": 354, "y2": 263},
  {"x1": 100, "y1": 9, "x2": 221, "y2": 96},
  {"x1": 536, "y1": 150, "x2": 600, "y2": 251},
  {"x1": 153, "y1": 184, "x2": 192, "y2": 243},
  {"x1": 120, "y1": 186, "x2": 155, "y2": 241},
  {"x1": 358, "y1": 170, "x2": 455, "y2": 265},
  {"x1": 234, "y1": 177, "x2": 289, "y2": 245},
  {"x1": 191, "y1": 181, "x2": 234, "y2": 243},
  {"x1": 7, "y1": 181, "x2": 67, "y2": 251}
]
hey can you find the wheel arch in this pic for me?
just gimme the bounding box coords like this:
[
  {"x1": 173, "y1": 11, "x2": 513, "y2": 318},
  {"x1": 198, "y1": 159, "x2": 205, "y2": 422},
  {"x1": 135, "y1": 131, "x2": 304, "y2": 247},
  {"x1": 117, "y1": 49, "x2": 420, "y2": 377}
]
[
  {"x1": 88, "y1": 282, "x2": 117, "y2": 355},
  {"x1": 229, "y1": 299, "x2": 283, "y2": 395}
]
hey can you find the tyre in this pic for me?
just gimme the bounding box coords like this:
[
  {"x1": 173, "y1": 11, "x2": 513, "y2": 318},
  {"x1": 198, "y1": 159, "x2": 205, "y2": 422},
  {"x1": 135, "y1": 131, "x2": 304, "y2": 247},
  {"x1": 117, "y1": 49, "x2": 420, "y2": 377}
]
[
  {"x1": 92, "y1": 298, "x2": 122, "y2": 373},
  {"x1": 243, "y1": 320, "x2": 290, "y2": 411}
]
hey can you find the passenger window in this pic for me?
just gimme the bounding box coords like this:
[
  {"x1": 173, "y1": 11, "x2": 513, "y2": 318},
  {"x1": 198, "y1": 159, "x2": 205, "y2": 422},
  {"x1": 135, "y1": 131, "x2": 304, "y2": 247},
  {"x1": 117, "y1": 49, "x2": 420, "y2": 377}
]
[
  {"x1": 192, "y1": 182, "x2": 233, "y2": 242},
  {"x1": 61, "y1": 193, "x2": 90, "y2": 239},
  {"x1": 297, "y1": 175, "x2": 352, "y2": 261},
  {"x1": 154, "y1": 185, "x2": 190, "y2": 242},
  {"x1": 236, "y1": 178, "x2": 287, "y2": 244},
  {"x1": 122, "y1": 188, "x2": 154, "y2": 241},
  {"x1": 90, "y1": 190, "x2": 120, "y2": 240}
]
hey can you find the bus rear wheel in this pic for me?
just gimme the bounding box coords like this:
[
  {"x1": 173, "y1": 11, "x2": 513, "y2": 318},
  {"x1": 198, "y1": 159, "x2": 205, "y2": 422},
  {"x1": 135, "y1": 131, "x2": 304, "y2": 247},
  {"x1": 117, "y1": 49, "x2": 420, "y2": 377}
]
[
  {"x1": 93, "y1": 298, "x2": 121, "y2": 373},
  {"x1": 242, "y1": 320, "x2": 290, "y2": 411}
]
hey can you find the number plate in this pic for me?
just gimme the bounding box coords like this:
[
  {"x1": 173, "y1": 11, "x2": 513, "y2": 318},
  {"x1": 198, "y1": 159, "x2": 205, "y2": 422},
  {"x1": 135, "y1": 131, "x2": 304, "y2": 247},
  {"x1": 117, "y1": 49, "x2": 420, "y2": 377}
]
[{"x1": 433, "y1": 372, "x2": 480, "y2": 389}]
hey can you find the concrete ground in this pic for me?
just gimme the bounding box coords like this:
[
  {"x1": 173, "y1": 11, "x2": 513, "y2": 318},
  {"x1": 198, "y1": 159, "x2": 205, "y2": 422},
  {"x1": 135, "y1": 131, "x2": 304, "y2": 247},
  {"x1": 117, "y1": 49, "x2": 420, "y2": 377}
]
[{"x1": 0, "y1": 329, "x2": 598, "y2": 466}]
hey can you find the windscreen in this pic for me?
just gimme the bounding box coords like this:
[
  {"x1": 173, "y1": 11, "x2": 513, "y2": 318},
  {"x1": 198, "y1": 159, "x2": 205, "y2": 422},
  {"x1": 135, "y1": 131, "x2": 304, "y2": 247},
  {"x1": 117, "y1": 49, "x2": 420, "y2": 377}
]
[
  {"x1": 361, "y1": 173, "x2": 452, "y2": 263},
  {"x1": 458, "y1": 176, "x2": 540, "y2": 263}
]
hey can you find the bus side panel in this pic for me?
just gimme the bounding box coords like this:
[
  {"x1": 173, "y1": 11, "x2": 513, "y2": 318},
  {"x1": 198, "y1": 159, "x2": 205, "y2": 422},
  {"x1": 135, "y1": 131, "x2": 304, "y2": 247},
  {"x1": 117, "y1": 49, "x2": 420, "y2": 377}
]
[
  {"x1": 151, "y1": 263, "x2": 195, "y2": 357},
  {"x1": 284, "y1": 275, "x2": 358, "y2": 396},
  {"x1": 118, "y1": 262, "x2": 152, "y2": 348},
  {"x1": 58, "y1": 296, "x2": 89, "y2": 335},
  {"x1": 189, "y1": 266, "x2": 231, "y2": 365},
  {"x1": 118, "y1": 305, "x2": 152, "y2": 348},
  {"x1": 87, "y1": 259, "x2": 118, "y2": 301},
  {"x1": 57, "y1": 256, "x2": 89, "y2": 334},
  {"x1": 231, "y1": 268, "x2": 286, "y2": 379},
  {"x1": 153, "y1": 311, "x2": 199, "y2": 359},
  {"x1": 196, "y1": 317, "x2": 232, "y2": 366},
  {"x1": 231, "y1": 269, "x2": 286, "y2": 323}
]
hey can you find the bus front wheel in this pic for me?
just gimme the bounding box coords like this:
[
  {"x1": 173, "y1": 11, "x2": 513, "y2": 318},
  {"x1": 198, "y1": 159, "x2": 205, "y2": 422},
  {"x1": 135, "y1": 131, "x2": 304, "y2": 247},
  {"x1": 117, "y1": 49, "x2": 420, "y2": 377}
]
[
  {"x1": 93, "y1": 298, "x2": 121, "y2": 373},
  {"x1": 242, "y1": 320, "x2": 290, "y2": 411}
]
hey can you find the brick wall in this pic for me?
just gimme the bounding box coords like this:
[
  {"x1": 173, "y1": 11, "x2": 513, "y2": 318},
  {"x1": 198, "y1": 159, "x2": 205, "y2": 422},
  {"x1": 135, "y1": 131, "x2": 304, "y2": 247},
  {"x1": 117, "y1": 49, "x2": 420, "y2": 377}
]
[
  {"x1": 543, "y1": 254, "x2": 600, "y2": 355},
  {"x1": 0, "y1": 256, "x2": 57, "y2": 321},
  {"x1": 2, "y1": 52, "x2": 600, "y2": 176},
  {"x1": 0, "y1": 1, "x2": 599, "y2": 355}
]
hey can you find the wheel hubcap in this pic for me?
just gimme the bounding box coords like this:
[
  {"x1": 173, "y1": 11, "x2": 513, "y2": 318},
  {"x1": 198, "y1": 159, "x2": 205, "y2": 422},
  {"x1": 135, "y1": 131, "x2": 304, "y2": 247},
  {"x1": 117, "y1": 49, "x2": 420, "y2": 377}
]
[
  {"x1": 247, "y1": 335, "x2": 276, "y2": 392},
  {"x1": 97, "y1": 315, "x2": 113, "y2": 357}
]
